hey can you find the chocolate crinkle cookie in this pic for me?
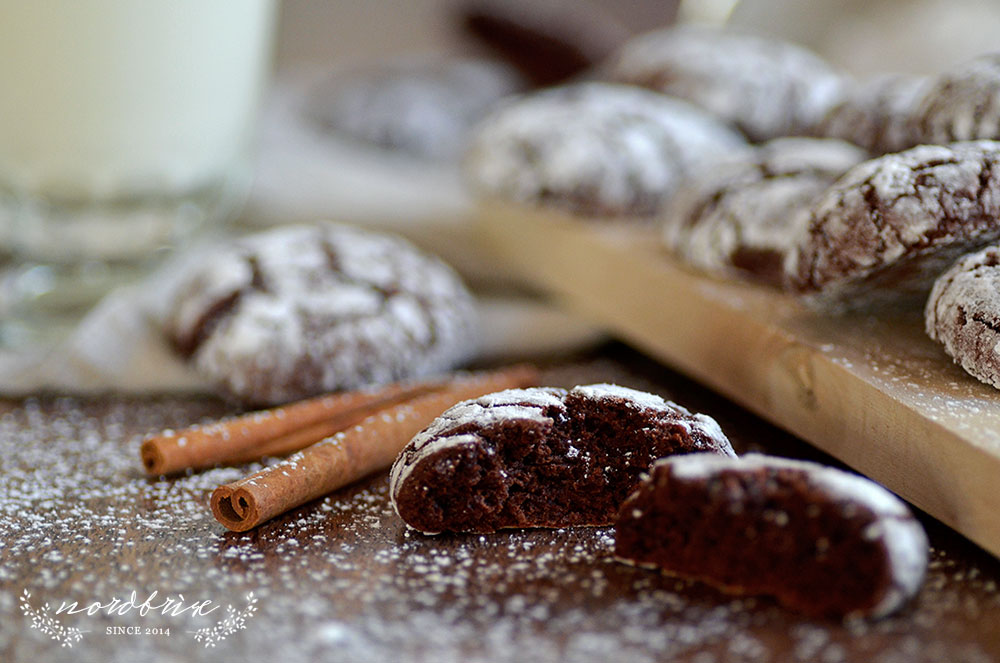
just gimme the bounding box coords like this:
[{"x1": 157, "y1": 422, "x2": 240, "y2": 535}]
[
  {"x1": 663, "y1": 137, "x2": 868, "y2": 287},
  {"x1": 787, "y1": 141, "x2": 1000, "y2": 312},
  {"x1": 615, "y1": 453, "x2": 928, "y2": 619},
  {"x1": 389, "y1": 384, "x2": 735, "y2": 534},
  {"x1": 464, "y1": 82, "x2": 746, "y2": 219},
  {"x1": 816, "y1": 73, "x2": 930, "y2": 155},
  {"x1": 457, "y1": 0, "x2": 633, "y2": 87},
  {"x1": 914, "y1": 53, "x2": 1000, "y2": 146},
  {"x1": 605, "y1": 25, "x2": 846, "y2": 142},
  {"x1": 926, "y1": 245, "x2": 1000, "y2": 390},
  {"x1": 165, "y1": 223, "x2": 478, "y2": 406},
  {"x1": 305, "y1": 58, "x2": 524, "y2": 161}
]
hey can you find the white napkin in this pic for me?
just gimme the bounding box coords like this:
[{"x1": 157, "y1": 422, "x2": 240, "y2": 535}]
[{"x1": 0, "y1": 278, "x2": 605, "y2": 396}]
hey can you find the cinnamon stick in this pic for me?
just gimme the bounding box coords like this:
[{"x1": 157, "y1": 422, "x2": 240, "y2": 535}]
[
  {"x1": 141, "y1": 381, "x2": 442, "y2": 476},
  {"x1": 210, "y1": 364, "x2": 538, "y2": 531}
]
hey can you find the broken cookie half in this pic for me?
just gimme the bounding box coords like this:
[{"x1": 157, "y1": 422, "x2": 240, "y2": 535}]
[
  {"x1": 389, "y1": 384, "x2": 735, "y2": 534},
  {"x1": 615, "y1": 453, "x2": 928, "y2": 619}
]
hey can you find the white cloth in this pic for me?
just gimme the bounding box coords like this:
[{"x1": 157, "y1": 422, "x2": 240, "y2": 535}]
[{"x1": 0, "y1": 281, "x2": 605, "y2": 396}]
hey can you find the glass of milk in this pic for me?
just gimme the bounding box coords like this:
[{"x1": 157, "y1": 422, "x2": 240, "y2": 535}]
[{"x1": 0, "y1": 0, "x2": 276, "y2": 345}]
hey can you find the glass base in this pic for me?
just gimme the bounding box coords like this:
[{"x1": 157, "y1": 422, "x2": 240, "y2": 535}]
[
  {"x1": 0, "y1": 169, "x2": 248, "y2": 262},
  {"x1": 0, "y1": 169, "x2": 250, "y2": 351},
  {"x1": 0, "y1": 257, "x2": 156, "y2": 351}
]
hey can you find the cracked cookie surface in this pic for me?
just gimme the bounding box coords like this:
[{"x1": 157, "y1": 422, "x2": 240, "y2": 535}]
[
  {"x1": 926, "y1": 245, "x2": 1000, "y2": 389},
  {"x1": 306, "y1": 58, "x2": 524, "y2": 161},
  {"x1": 464, "y1": 82, "x2": 746, "y2": 219},
  {"x1": 915, "y1": 54, "x2": 1000, "y2": 146},
  {"x1": 389, "y1": 384, "x2": 734, "y2": 534},
  {"x1": 816, "y1": 73, "x2": 929, "y2": 155},
  {"x1": 606, "y1": 25, "x2": 845, "y2": 142},
  {"x1": 787, "y1": 141, "x2": 1000, "y2": 311},
  {"x1": 165, "y1": 223, "x2": 477, "y2": 405},
  {"x1": 664, "y1": 137, "x2": 867, "y2": 286}
]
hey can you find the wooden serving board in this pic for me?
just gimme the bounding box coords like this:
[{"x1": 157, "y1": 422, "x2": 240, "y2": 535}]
[{"x1": 480, "y1": 202, "x2": 1000, "y2": 559}]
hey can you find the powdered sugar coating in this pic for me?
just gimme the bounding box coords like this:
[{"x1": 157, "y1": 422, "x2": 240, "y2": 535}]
[
  {"x1": 411, "y1": 387, "x2": 566, "y2": 449},
  {"x1": 473, "y1": 387, "x2": 567, "y2": 410},
  {"x1": 389, "y1": 383, "x2": 734, "y2": 533},
  {"x1": 306, "y1": 57, "x2": 524, "y2": 161},
  {"x1": 569, "y1": 383, "x2": 728, "y2": 448},
  {"x1": 607, "y1": 25, "x2": 845, "y2": 142},
  {"x1": 634, "y1": 453, "x2": 928, "y2": 619},
  {"x1": 389, "y1": 387, "x2": 564, "y2": 497},
  {"x1": 664, "y1": 454, "x2": 911, "y2": 517},
  {"x1": 664, "y1": 138, "x2": 867, "y2": 286},
  {"x1": 465, "y1": 82, "x2": 746, "y2": 218},
  {"x1": 817, "y1": 73, "x2": 930, "y2": 154},
  {"x1": 868, "y1": 516, "x2": 932, "y2": 619},
  {"x1": 926, "y1": 245, "x2": 1000, "y2": 389},
  {"x1": 916, "y1": 53, "x2": 1000, "y2": 146},
  {"x1": 787, "y1": 141, "x2": 1000, "y2": 312},
  {"x1": 165, "y1": 223, "x2": 477, "y2": 405},
  {"x1": 3, "y1": 391, "x2": 998, "y2": 661}
]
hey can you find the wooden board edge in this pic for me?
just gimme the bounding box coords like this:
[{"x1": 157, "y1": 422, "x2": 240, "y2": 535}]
[{"x1": 479, "y1": 202, "x2": 1000, "y2": 558}]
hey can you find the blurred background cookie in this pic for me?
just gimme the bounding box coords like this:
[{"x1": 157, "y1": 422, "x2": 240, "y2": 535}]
[
  {"x1": 456, "y1": 0, "x2": 635, "y2": 87},
  {"x1": 305, "y1": 57, "x2": 525, "y2": 161},
  {"x1": 914, "y1": 54, "x2": 1000, "y2": 146},
  {"x1": 664, "y1": 137, "x2": 868, "y2": 286},
  {"x1": 604, "y1": 25, "x2": 846, "y2": 142},
  {"x1": 815, "y1": 73, "x2": 929, "y2": 154},
  {"x1": 465, "y1": 82, "x2": 746, "y2": 219}
]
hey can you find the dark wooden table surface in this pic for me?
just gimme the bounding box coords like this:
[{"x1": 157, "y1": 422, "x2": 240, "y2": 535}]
[{"x1": 2, "y1": 343, "x2": 999, "y2": 663}]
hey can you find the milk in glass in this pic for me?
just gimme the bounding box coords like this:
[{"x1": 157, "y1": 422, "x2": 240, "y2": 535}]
[{"x1": 0, "y1": 0, "x2": 276, "y2": 261}]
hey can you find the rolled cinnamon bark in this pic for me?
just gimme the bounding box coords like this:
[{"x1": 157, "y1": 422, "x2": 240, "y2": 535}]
[
  {"x1": 141, "y1": 381, "x2": 440, "y2": 476},
  {"x1": 210, "y1": 365, "x2": 538, "y2": 531}
]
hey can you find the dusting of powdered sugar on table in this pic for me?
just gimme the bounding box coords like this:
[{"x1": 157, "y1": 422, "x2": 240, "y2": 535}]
[{"x1": 2, "y1": 361, "x2": 1000, "y2": 662}]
